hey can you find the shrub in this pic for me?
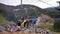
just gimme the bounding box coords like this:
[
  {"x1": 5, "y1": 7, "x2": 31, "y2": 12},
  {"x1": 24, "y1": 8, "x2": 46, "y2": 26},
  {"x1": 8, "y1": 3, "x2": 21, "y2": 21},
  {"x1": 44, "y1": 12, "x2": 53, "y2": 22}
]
[{"x1": 54, "y1": 20, "x2": 60, "y2": 32}]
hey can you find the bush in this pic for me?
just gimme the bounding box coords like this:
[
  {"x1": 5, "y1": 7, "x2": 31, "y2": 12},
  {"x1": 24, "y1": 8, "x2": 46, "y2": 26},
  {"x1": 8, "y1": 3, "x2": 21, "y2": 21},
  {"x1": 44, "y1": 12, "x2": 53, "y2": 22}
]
[{"x1": 54, "y1": 20, "x2": 60, "y2": 32}]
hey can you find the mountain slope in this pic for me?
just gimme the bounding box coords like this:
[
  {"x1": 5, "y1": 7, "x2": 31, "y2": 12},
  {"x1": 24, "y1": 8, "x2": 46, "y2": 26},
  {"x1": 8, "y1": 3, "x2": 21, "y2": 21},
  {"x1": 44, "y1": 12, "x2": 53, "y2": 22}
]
[
  {"x1": 0, "y1": 14, "x2": 11, "y2": 24},
  {"x1": 0, "y1": 3, "x2": 49, "y2": 17},
  {"x1": 0, "y1": 3, "x2": 59, "y2": 21},
  {"x1": 44, "y1": 7, "x2": 60, "y2": 12}
]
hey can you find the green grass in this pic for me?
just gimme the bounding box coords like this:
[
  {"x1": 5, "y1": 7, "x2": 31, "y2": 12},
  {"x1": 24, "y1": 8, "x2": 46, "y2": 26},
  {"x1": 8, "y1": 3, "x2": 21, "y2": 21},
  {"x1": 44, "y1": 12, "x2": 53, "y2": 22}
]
[
  {"x1": 0, "y1": 14, "x2": 11, "y2": 25},
  {"x1": 40, "y1": 23, "x2": 53, "y2": 30},
  {"x1": 39, "y1": 22, "x2": 60, "y2": 34},
  {"x1": 54, "y1": 32, "x2": 60, "y2": 34}
]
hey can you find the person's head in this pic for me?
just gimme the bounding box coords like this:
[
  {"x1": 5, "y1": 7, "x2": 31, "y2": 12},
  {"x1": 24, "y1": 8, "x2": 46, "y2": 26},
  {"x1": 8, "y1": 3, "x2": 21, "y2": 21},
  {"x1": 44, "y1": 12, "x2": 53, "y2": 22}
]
[
  {"x1": 20, "y1": 16, "x2": 24, "y2": 20},
  {"x1": 27, "y1": 16, "x2": 31, "y2": 19}
]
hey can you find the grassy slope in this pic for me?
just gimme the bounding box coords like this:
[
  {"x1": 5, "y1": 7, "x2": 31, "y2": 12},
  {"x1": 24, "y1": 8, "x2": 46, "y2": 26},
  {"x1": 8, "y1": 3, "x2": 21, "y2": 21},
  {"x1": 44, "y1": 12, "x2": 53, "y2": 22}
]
[{"x1": 0, "y1": 14, "x2": 11, "y2": 25}]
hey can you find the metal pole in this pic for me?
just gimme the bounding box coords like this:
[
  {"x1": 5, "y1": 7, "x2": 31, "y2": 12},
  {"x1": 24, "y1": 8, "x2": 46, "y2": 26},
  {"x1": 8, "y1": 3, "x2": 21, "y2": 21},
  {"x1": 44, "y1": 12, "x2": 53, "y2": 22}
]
[{"x1": 21, "y1": 0, "x2": 22, "y2": 5}]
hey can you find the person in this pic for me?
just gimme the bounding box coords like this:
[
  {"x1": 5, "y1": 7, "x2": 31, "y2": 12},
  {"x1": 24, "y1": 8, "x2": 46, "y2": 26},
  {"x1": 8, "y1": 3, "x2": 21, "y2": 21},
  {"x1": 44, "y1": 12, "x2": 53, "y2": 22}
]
[
  {"x1": 41, "y1": 13, "x2": 51, "y2": 24},
  {"x1": 35, "y1": 16, "x2": 43, "y2": 26},
  {"x1": 17, "y1": 17, "x2": 24, "y2": 26},
  {"x1": 21, "y1": 19, "x2": 27, "y2": 27},
  {"x1": 31, "y1": 18, "x2": 37, "y2": 25},
  {"x1": 17, "y1": 16, "x2": 24, "y2": 30},
  {"x1": 25, "y1": 16, "x2": 32, "y2": 28}
]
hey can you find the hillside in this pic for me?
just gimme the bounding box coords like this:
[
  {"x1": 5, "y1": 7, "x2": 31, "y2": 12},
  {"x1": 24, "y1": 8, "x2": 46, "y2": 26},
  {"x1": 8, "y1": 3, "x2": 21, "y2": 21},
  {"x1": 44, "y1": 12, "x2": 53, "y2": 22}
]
[
  {"x1": 0, "y1": 3, "x2": 48, "y2": 17},
  {"x1": 0, "y1": 3, "x2": 60, "y2": 22},
  {"x1": 0, "y1": 3, "x2": 50, "y2": 21},
  {"x1": 0, "y1": 14, "x2": 11, "y2": 25}
]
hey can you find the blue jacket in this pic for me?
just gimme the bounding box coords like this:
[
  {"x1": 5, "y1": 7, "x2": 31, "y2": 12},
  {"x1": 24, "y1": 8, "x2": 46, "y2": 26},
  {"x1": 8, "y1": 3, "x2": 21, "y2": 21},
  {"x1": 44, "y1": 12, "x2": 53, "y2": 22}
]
[{"x1": 31, "y1": 18, "x2": 37, "y2": 24}]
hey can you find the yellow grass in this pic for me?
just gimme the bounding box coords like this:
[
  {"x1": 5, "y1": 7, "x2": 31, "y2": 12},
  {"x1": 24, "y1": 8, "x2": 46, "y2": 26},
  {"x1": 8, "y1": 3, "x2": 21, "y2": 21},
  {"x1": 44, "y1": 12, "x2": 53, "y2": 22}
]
[
  {"x1": 54, "y1": 32, "x2": 60, "y2": 34},
  {"x1": 0, "y1": 32, "x2": 40, "y2": 34}
]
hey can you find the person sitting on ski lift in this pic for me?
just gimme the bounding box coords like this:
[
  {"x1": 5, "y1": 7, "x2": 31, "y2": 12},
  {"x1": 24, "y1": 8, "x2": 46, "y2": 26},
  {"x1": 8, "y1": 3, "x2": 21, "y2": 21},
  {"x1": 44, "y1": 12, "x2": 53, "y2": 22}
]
[
  {"x1": 17, "y1": 17, "x2": 24, "y2": 27},
  {"x1": 24, "y1": 16, "x2": 32, "y2": 28}
]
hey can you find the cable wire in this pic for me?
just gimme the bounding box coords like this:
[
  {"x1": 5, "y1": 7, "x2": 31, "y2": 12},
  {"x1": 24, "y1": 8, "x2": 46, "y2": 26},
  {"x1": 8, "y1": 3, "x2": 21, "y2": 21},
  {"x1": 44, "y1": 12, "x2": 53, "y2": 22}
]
[{"x1": 39, "y1": 0, "x2": 59, "y2": 12}]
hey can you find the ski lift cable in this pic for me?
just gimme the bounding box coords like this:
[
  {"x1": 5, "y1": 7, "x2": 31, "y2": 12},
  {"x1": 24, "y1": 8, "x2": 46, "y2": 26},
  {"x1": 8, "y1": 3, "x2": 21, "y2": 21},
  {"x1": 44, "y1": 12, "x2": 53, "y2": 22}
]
[
  {"x1": 39, "y1": 0, "x2": 56, "y2": 7},
  {"x1": 39, "y1": 0, "x2": 59, "y2": 12}
]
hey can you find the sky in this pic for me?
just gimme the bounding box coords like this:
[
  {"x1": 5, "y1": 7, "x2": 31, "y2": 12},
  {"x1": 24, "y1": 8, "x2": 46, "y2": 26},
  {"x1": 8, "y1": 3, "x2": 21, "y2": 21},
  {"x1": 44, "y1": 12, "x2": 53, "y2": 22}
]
[{"x1": 0, "y1": 0, "x2": 60, "y2": 9}]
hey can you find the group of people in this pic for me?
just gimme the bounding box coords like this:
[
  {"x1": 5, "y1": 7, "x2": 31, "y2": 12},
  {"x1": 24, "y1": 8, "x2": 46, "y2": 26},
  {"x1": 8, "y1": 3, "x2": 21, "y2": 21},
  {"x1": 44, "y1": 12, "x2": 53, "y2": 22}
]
[
  {"x1": 17, "y1": 15, "x2": 50, "y2": 28},
  {"x1": 0, "y1": 14, "x2": 52, "y2": 34},
  {"x1": 17, "y1": 16, "x2": 36, "y2": 28}
]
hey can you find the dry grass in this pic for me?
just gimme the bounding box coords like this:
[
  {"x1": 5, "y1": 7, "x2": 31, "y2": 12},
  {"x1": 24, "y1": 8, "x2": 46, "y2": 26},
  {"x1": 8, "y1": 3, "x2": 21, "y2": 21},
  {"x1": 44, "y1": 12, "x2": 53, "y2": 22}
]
[
  {"x1": 0, "y1": 32, "x2": 40, "y2": 34},
  {"x1": 54, "y1": 32, "x2": 60, "y2": 34}
]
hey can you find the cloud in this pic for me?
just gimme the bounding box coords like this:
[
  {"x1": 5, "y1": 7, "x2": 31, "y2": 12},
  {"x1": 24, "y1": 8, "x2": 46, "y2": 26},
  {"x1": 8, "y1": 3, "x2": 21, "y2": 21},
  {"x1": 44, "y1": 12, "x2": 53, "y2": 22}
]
[
  {"x1": 0, "y1": 0, "x2": 20, "y2": 6},
  {"x1": 0, "y1": 0, "x2": 60, "y2": 8}
]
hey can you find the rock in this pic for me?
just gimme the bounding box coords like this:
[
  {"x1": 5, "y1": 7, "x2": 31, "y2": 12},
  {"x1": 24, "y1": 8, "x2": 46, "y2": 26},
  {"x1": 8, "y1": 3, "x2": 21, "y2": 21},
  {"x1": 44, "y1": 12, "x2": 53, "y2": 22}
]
[{"x1": 24, "y1": 29, "x2": 30, "y2": 32}]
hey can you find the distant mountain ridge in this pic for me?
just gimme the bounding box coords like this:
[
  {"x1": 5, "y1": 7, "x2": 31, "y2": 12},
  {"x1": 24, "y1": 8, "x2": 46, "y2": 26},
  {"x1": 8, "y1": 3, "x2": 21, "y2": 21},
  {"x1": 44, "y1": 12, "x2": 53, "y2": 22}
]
[{"x1": 45, "y1": 7, "x2": 60, "y2": 12}]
